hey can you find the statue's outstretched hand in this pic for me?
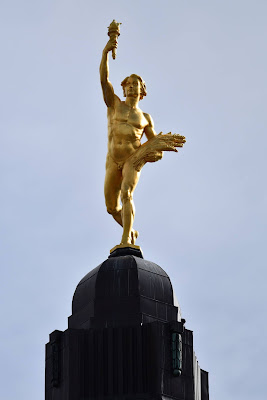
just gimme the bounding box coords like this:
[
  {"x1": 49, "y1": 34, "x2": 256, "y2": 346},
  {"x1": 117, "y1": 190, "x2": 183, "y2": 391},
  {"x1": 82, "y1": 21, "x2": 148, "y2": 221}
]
[{"x1": 104, "y1": 38, "x2": 118, "y2": 54}]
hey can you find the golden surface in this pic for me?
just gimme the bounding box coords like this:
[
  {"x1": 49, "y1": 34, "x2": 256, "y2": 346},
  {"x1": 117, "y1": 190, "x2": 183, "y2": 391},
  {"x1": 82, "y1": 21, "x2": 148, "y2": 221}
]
[
  {"x1": 100, "y1": 23, "x2": 186, "y2": 247},
  {"x1": 110, "y1": 243, "x2": 141, "y2": 254},
  {"x1": 107, "y1": 20, "x2": 121, "y2": 60}
]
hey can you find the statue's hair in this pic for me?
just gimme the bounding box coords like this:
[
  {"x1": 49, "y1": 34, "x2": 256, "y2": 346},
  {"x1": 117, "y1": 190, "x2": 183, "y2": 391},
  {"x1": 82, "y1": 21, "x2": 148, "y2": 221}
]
[{"x1": 121, "y1": 74, "x2": 147, "y2": 100}]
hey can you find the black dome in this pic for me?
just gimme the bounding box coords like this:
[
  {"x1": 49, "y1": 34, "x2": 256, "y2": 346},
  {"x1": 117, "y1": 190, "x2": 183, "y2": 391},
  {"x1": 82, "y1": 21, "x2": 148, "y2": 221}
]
[{"x1": 69, "y1": 254, "x2": 180, "y2": 329}]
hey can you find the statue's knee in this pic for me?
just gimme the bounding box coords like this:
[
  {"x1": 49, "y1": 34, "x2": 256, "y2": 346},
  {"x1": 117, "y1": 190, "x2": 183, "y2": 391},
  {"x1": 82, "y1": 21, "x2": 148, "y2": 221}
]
[
  {"x1": 107, "y1": 205, "x2": 120, "y2": 216},
  {"x1": 106, "y1": 207, "x2": 113, "y2": 215},
  {"x1": 121, "y1": 188, "x2": 132, "y2": 203}
]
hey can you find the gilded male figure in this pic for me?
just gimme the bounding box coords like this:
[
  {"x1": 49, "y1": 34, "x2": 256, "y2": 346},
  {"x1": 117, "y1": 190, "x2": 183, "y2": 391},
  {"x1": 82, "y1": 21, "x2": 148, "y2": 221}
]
[{"x1": 100, "y1": 37, "x2": 185, "y2": 247}]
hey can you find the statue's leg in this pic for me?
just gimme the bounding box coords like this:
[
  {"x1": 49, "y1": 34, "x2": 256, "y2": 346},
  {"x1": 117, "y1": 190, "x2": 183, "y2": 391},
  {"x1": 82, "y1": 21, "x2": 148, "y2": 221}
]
[
  {"x1": 120, "y1": 161, "x2": 140, "y2": 245},
  {"x1": 104, "y1": 156, "x2": 123, "y2": 226}
]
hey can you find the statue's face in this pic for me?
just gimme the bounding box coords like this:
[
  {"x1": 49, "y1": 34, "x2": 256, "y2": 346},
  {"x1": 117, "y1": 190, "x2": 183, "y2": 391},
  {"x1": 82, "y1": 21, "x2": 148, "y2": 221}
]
[{"x1": 125, "y1": 76, "x2": 141, "y2": 99}]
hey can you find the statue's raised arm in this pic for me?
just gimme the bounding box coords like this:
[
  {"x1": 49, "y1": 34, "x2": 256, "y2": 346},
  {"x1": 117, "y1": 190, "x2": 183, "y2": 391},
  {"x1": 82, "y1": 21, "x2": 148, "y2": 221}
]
[
  {"x1": 99, "y1": 20, "x2": 121, "y2": 108},
  {"x1": 99, "y1": 40, "x2": 116, "y2": 107}
]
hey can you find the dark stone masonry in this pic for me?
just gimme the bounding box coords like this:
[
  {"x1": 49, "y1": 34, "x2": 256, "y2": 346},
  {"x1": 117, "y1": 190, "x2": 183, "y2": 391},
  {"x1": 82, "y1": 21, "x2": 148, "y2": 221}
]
[{"x1": 45, "y1": 248, "x2": 209, "y2": 400}]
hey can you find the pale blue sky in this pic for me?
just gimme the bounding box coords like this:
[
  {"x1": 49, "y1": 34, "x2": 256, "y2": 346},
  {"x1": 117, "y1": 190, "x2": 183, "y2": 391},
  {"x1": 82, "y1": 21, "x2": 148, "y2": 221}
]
[{"x1": 1, "y1": 1, "x2": 267, "y2": 399}]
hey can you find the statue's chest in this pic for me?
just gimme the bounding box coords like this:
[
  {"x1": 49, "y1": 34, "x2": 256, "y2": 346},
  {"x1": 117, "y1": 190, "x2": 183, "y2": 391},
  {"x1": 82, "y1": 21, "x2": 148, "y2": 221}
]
[{"x1": 114, "y1": 104, "x2": 147, "y2": 129}]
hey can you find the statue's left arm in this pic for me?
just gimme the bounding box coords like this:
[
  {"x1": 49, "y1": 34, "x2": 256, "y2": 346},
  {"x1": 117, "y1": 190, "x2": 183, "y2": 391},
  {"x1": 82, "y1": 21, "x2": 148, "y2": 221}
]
[
  {"x1": 143, "y1": 113, "x2": 157, "y2": 140},
  {"x1": 131, "y1": 113, "x2": 186, "y2": 171}
]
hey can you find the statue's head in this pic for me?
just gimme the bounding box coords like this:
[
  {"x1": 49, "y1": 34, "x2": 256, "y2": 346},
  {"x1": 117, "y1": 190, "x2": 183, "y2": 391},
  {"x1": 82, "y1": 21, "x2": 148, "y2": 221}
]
[{"x1": 121, "y1": 74, "x2": 147, "y2": 100}]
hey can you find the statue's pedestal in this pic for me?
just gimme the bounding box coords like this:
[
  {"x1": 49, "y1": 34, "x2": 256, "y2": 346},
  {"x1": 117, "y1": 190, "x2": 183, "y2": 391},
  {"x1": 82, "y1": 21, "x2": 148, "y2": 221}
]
[
  {"x1": 109, "y1": 243, "x2": 143, "y2": 256},
  {"x1": 45, "y1": 249, "x2": 209, "y2": 400}
]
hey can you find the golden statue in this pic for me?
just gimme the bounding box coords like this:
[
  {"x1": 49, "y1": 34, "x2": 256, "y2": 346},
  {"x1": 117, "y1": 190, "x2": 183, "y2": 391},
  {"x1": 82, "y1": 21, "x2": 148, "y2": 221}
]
[{"x1": 100, "y1": 21, "x2": 186, "y2": 250}]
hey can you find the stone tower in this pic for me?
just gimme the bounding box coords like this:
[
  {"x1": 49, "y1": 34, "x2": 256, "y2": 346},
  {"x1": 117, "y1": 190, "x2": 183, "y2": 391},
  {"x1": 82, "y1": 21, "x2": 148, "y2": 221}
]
[{"x1": 45, "y1": 248, "x2": 209, "y2": 400}]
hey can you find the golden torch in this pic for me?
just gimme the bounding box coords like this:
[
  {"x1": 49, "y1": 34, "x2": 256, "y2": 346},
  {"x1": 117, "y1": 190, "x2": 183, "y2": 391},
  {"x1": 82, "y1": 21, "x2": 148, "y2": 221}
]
[{"x1": 108, "y1": 20, "x2": 121, "y2": 60}]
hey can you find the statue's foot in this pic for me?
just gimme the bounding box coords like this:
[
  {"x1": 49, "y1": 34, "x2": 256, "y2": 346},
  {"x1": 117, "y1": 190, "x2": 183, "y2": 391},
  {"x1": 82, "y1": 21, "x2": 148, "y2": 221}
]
[
  {"x1": 120, "y1": 241, "x2": 131, "y2": 246},
  {"x1": 131, "y1": 229, "x2": 139, "y2": 245},
  {"x1": 120, "y1": 230, "x2": 138, "y2": 246}
]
